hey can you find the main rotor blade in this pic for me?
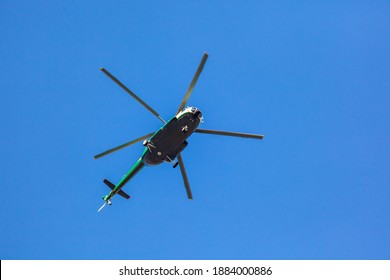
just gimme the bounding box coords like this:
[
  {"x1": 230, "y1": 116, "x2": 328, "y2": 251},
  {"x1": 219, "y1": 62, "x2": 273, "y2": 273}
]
[
  {"x1": 195, "y1": 129, "x2": 264, "y2": 140},
  {"x1": 94, "y1": 132, "x2": 154, "y2": 159},
  {"x1": 176, "y1": 53, "x2": 209, "y2": 113},
  {"x1": 100, "y1": 68, "x2": 165, "y2": 123},
  {"x1": 177, "y1": 154, "x2": 193, "y2": 199}
]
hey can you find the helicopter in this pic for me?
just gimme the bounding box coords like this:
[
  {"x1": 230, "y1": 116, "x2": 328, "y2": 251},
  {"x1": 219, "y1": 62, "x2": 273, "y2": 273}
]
[{"x1": 95, "y1": 53, "x2": 264, "y2": 212}]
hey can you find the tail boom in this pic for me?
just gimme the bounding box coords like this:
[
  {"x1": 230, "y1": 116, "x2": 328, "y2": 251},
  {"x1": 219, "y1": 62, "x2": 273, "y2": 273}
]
[{"x1": 98, "y1": 157, "x2": 145, "y2": 211}]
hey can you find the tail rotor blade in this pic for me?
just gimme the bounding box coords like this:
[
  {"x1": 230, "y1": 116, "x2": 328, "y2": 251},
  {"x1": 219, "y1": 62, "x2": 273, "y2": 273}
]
[
  {"x1": 176, "y1": 53, "x2": 209, "y2": 113},
  {"x1": 94, "y1": 132, "x2": 154, "y2": 159},
  {"x1": 98, "y1": 202, "x2": 107, "y2": 212},
  {"x1": 100, "y1": 68, "x2": 165, "y2": 123},
  {"x1": 177, "y1": 154, "x2": 193, "y2": 199},
  {"x1": 195, "y1": 129, "x2": 264, "y2": 140}
]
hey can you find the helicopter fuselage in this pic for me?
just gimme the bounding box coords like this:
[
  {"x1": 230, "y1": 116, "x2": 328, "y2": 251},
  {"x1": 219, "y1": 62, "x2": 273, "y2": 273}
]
[
  {"x1": 142, "y1": 107, "x2": 202, "y2": 165},
  {"x1": 99, "y1": 107, "x2": 203, "y2": 207}
]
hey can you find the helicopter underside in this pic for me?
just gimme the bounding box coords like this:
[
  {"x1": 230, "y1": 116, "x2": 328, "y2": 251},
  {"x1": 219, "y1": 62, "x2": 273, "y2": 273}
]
[
  {"x1": 142, "y1": 111, "x2": 201, "y2": 165},
  {"x1": 96, "y1": 53, "x2": 264, "y2": 208}
]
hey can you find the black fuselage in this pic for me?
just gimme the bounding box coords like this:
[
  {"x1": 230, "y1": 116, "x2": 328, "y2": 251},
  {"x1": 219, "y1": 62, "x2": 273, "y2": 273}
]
[{"x1": 142, "y1": 107, "x2": 202, "y2": 165}]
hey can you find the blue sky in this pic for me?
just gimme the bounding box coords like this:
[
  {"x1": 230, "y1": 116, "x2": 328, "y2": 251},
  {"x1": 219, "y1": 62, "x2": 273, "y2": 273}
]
[{"x1": 1, "y1": 1, "x2": 389, "y2": 259}]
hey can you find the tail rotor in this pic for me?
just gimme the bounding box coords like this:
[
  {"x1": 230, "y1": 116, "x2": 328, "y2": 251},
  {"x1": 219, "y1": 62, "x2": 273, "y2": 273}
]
[{"x1": 98, "y1": 193, "x2": 112, "y2": 212}]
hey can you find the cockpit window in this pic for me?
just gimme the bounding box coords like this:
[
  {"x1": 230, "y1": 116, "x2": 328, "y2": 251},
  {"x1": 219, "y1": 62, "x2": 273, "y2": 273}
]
[{"x1": 176, "y1": 106, "x2": 203, "y2": 122}]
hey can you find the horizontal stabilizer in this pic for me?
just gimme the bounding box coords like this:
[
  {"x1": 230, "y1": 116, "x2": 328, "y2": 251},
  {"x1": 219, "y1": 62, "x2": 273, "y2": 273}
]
[
  {"x1": 103, "y1": 179, "x2": 130, "y2": 199},
  {"x1": 117, "y1": 190, "x2": 130, "y2": 199},
  {"x1": 103, "y1": 179, "x2": 115, "y2": 190}
]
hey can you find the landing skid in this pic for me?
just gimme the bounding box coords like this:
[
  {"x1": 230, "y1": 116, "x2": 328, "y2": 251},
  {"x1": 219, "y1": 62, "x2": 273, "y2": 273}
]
[{"x1": 165, "y1": 155, "x2": 179, "y2": 168}]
